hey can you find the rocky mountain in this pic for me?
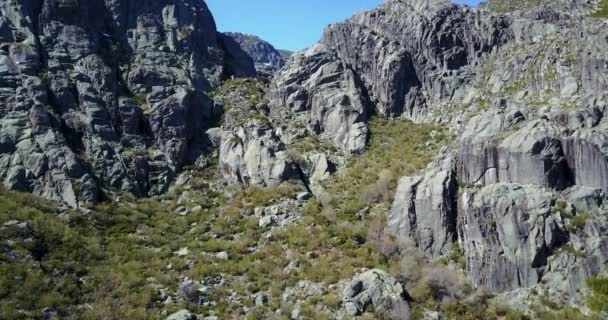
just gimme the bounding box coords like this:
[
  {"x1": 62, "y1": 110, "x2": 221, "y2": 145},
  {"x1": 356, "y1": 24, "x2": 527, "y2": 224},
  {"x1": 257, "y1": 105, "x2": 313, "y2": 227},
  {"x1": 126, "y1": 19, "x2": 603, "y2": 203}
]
[
  {"x1": 2, "y1": 0, "x2": 608, "y2": 319},
  {"x1": 265, "y1": 0, "x2": 608, "y2": 312},
  {"x1": 0, "y1": 0, "x2": 256, "y2": 208},
  {"x1": 223, "y1": 32, "x2": 286, "y2": 76}
]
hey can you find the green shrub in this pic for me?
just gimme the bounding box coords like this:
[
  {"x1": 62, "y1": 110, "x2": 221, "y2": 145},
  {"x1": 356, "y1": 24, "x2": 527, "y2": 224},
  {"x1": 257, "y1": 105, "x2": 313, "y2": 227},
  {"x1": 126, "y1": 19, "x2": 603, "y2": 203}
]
[
  {"x1": 448, "y1": 242, "x2": 466, "y2": 269},
  {"x1": 532, "y1": 306, "x2": 594, "y2": 320},
  {"x1": 559, "y1": 245, "x2": 587, "y2": 258},
  {"x1": 487, "y1": 0, "x2": 554, "y2": 13},
  {"x1": 591, "y1": 0, "x2": 608, "y2": 18},
  {"x1": 131, "y1": 94, "x2": 148, "y2": 108},
  {"x1": 587, "y1": 276, "x2": 608, "y2": 312},
  {"x1": 567, "y1": 211, "x2": 594, "y2": 231}
]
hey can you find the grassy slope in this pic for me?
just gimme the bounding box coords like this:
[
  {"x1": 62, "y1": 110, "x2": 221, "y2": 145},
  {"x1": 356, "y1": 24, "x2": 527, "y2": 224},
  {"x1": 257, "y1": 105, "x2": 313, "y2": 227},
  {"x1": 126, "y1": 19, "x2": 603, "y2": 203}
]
[{"x1": 0, "y1": 117, "x2": 451, "y2": 319}]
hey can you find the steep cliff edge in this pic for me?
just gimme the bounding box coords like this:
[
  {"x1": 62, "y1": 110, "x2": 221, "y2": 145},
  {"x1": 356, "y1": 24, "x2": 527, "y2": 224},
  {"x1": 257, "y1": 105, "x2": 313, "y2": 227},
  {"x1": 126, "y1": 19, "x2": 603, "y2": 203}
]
[{"x1": 0, "y1": 0, "x2": 255, "y2": 207}]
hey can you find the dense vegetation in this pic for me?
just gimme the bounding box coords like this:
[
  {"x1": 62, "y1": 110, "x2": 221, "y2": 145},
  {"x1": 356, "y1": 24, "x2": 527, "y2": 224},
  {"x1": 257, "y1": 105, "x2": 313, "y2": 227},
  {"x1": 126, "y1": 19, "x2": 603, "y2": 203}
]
[{"x1": 587, "y1": 276, "x2": 608, "y2": 312}]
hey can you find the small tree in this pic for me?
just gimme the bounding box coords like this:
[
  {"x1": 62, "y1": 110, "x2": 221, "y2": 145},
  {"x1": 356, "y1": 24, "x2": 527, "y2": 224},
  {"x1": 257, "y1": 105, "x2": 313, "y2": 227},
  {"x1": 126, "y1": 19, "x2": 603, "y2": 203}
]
[
  {"x1": 362, "y1": 169, "x2": 394, "y2": 205},
  {"x1": 367, "y1": 215, "x2": 400, "y2": 257}
]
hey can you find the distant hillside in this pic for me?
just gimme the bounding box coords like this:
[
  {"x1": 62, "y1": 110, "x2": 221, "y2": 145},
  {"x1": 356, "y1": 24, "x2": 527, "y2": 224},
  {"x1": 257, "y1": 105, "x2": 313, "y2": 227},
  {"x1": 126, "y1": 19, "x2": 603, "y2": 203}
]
[
  {"x1": 223, "y1": 32, "x2": 286, "y2": 76},
  {"x1": 278, "y1": 49, "x2": 294, "y2": 60}
]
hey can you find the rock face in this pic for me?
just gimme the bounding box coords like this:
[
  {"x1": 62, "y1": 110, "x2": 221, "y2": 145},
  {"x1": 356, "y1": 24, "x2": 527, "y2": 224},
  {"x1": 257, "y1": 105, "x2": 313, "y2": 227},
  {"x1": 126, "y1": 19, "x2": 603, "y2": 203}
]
[
  {"x1": 0, "y1": 0, "x2": 255, "y2": 206},
  {"x1": 320, "y1": 0, "x2": 514, "y2": 119},
  {"x1": 214, "y1": 79, "x2": 299, "y2": 187},
  {"x1": 385, "y1": 3, "x2": 608, "y2": 307},
  {"x1": 341, "y1": 269, "x2": 408, "y2": 317},
  {"x1": 213, "y1": 77, "x2": 345, "y2": 192},
  {"x1": 458, "y1": 120, "x2": 573, "y2": 190},
  {"x1": 270, "y1": 44, "x2": 370, "y2": 155},
  {"x1": 223, "y1": 32, "x2": 285, "y2": 76},
  {"x1": 220, "y1": 120, "x2": 295, "y2": 187},
  {"x1": 388, "y1": 156, "x2": 458, "y2": 258},
  {"x1": 459, "y1": 184, "x2": 566, "y2": 292}
]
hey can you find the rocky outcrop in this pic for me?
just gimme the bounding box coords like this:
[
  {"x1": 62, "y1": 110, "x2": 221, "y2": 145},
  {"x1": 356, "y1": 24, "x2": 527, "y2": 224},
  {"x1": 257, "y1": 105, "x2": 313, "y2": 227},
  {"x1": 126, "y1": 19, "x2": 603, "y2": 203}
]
[
  {"x1": 341, "y1": 269, "x2": 408, "y2": 317},
  {"x1": 268, "y1": 0, "x2": 514, "y2": 153},
  {"x1": 459, "y1": 183, "x2": 566, "y2": 292},
  {"x1": 254, "y1": 198, "x2": 302, "y2": 228},
  {"x1": 0, "y1": 0, "x2": 255, "y2": 206},
  {"x1": 387, "y1": 156, "x2": 458, "y2": 258},
  {"x1": 220, "y1": 119, "x2": 296, "y2": 187},
  {"x1": 270, "y1": 44, "x2": 369, "y2": 155},
  {"x1": 223, "y1": 32, "x2": 285, "y2": 76},
  {"x1": 217, "y1": 33, "x2": 258, "y2": 78},
  {"x1": 459, "y1": 181, "x2": 608, "y2": 300},
  {"x1": 458, "y1": 120, "x2": 573, "y2": 190},
  {"x1": 296, "y1": 153, "x2": 335, "y2": 197},
  {"x1": 214, "y1": 79, "x2": 299, "y2": 187}
]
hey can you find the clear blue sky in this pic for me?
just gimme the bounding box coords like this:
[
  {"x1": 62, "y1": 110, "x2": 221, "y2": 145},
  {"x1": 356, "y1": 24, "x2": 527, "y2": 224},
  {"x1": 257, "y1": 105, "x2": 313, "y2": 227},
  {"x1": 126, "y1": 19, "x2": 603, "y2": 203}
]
[{"x1": 206, "y1": 0, "x2": 483, "y2": 51}]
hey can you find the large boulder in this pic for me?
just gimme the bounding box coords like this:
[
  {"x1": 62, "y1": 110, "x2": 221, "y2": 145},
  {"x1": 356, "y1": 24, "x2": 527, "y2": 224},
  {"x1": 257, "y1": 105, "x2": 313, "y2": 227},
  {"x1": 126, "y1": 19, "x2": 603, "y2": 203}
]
[
  {"x1": 166, "y1": 310, "x2": 195, "y2": 320},
  {"x1": 341, "y1": 269, "x2": 408, "y2": 317},
  {"x1": 219, "y1": 119, "x2": 297, "y2": 187}
]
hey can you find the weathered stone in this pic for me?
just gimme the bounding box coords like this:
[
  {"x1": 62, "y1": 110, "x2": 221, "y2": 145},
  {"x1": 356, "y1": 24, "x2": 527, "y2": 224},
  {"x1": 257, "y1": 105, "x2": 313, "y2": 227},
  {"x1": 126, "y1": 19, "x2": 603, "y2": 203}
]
[
  {"x1": 270, "y1": 44, "x2": 370, "y2": 155},
  {"x1": 459, "y1": 183, "x2": 566, "y2": 292},
  {"x1": 341, "y1": 269, "x2": 408, "y2": 316},
  {"x1": 259, "y1": 215, "x2": 274, "y2": 228},
  {"x1": 0, "y1": 0, "x2": 256, "y2": 206},
  {"x1": 166, "y1": 310, "x2": 195, "y2": 320},
  {"x1": 296, "y1": 192, "x2": 311, "y2": 202},
  {"x1": 220, "y1": 123, "x2": 296, "y2": 187},
  {"x1": 458, "y1": 120, "x2": 573, "y2": 190},
  {"x1": 388, "y1": 157, "x2": 458, "y2": 258},
  {"x1": 216, "y1": 251, "x2": 229, "y2": 261}
]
